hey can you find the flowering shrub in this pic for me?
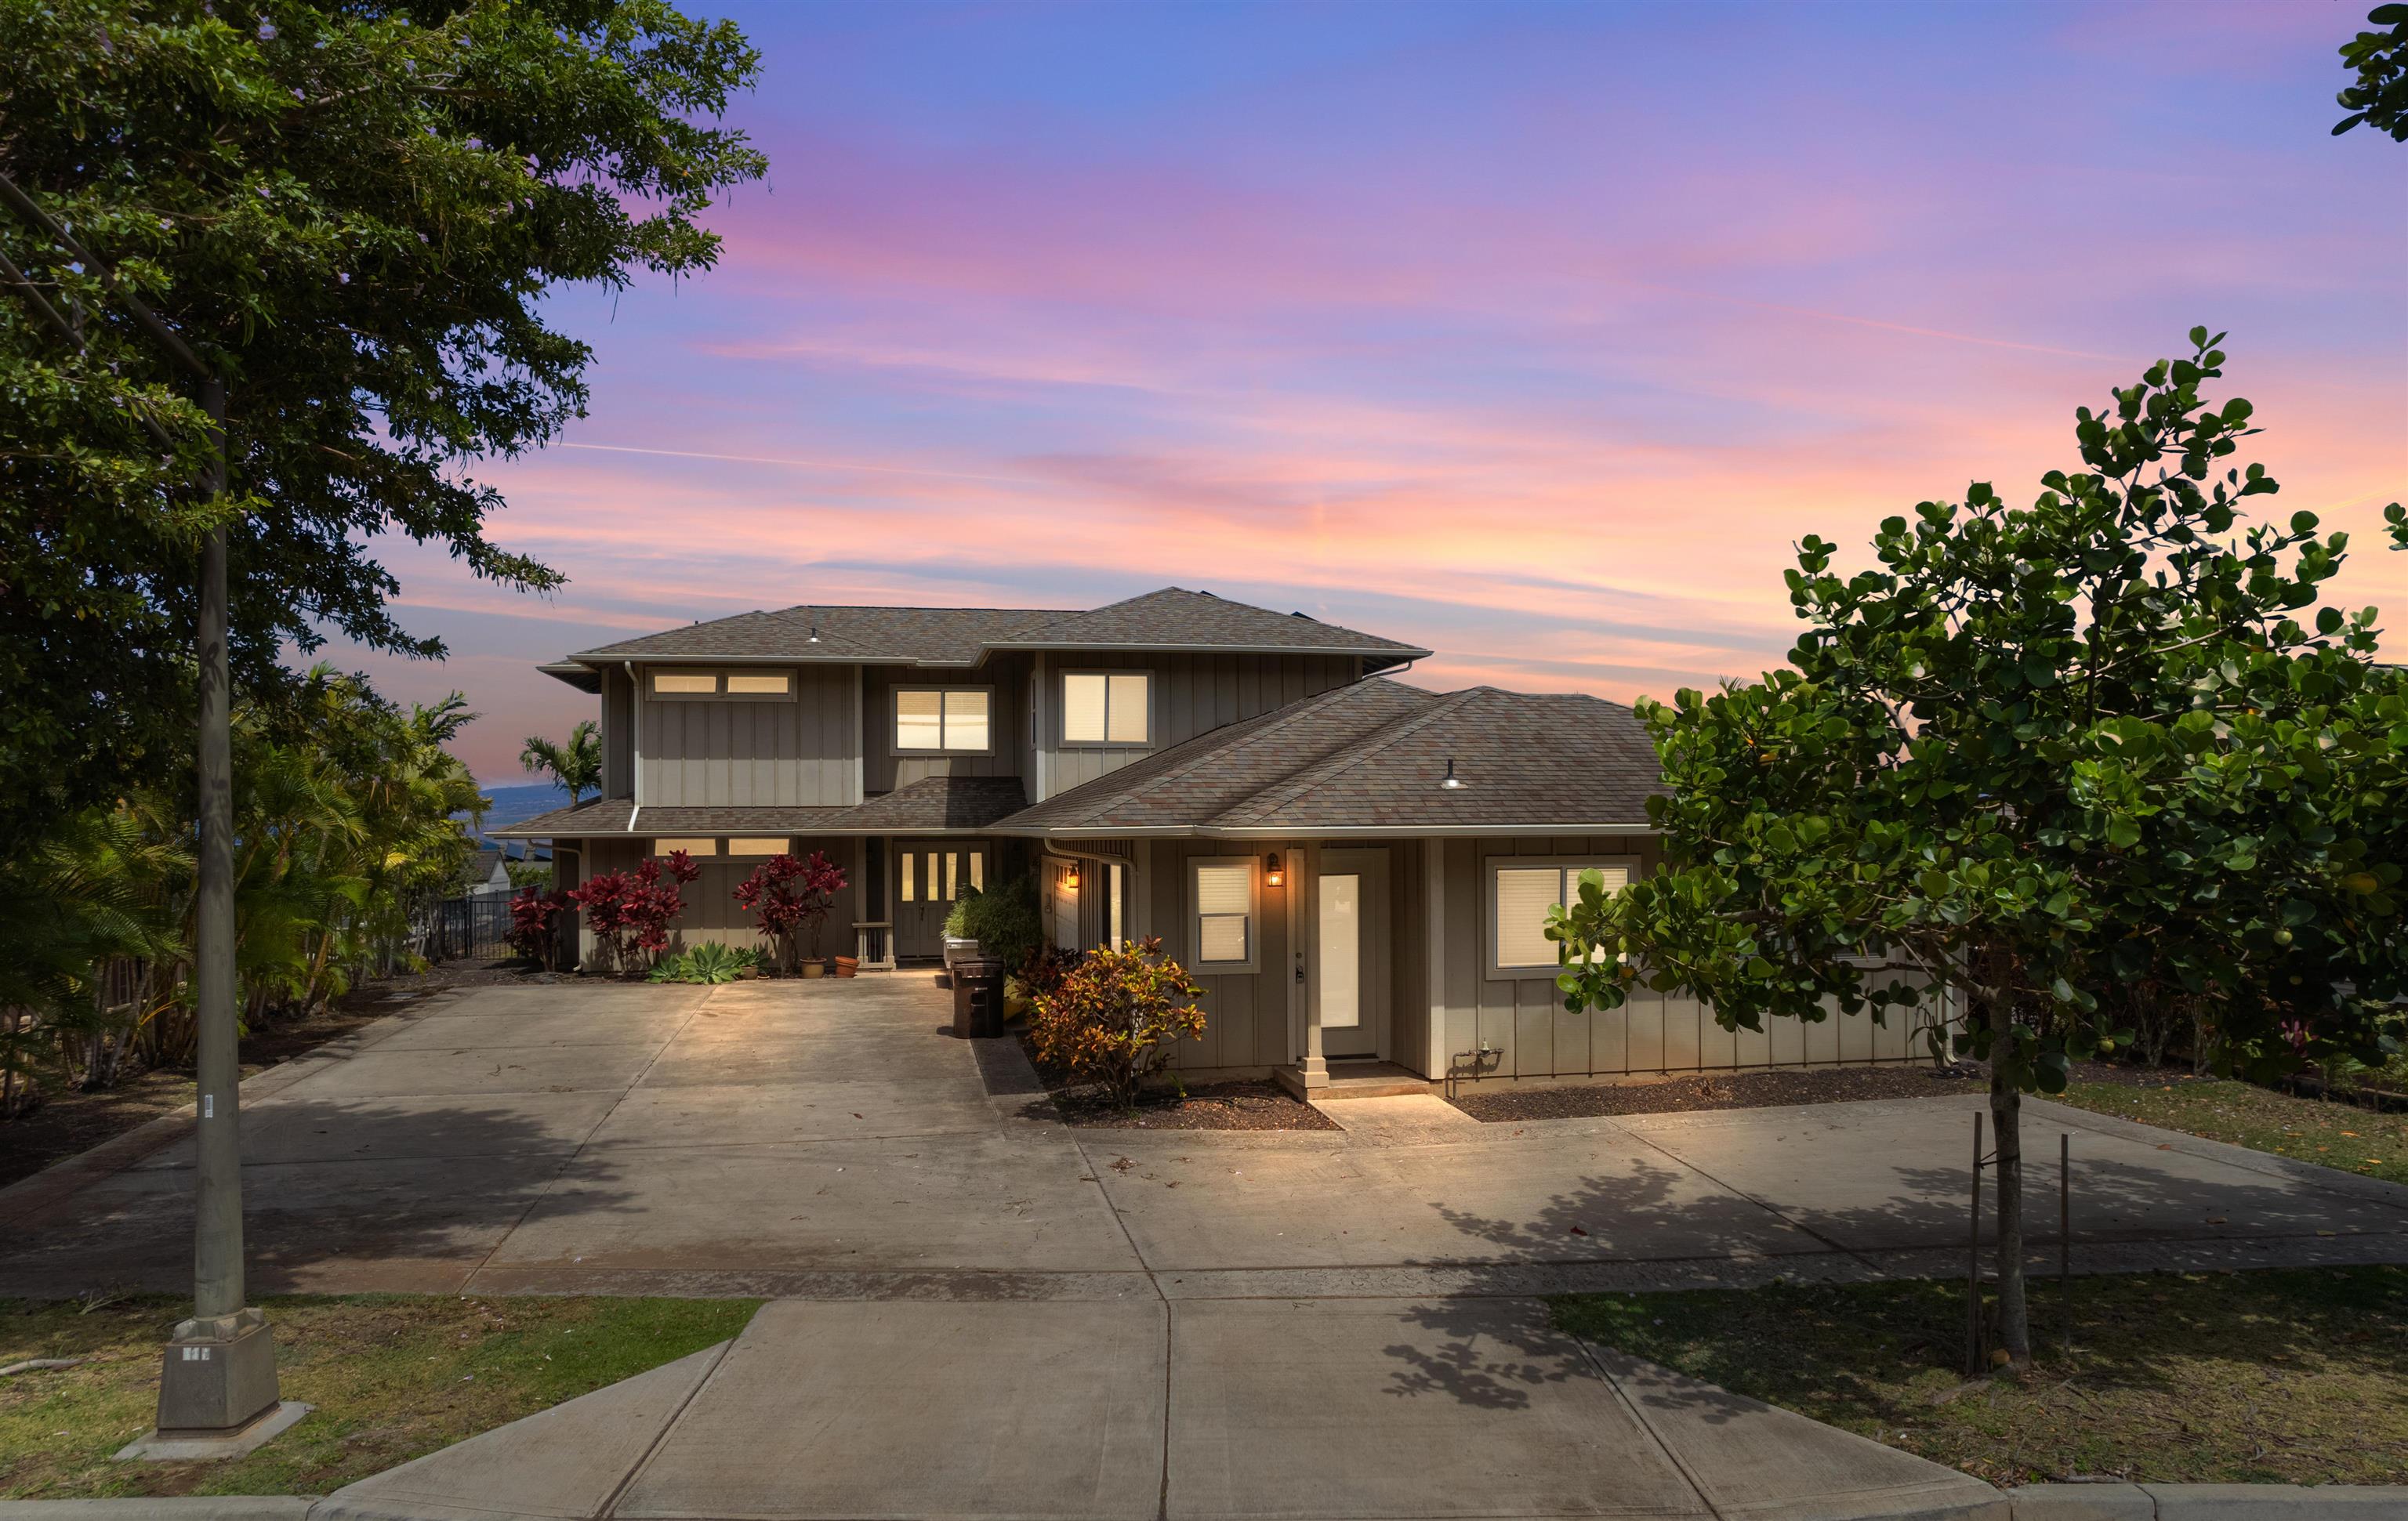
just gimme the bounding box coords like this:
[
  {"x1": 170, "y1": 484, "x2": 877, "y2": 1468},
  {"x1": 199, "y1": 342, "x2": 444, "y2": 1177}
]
[
  {"x1": 734, "y1": 851, "x2": 847, "y2": 971},
  {"x1": 1026, "y1": 939, "x2": 1206, "y2": 1110},
  {"x1": 507, "y1": 886, "x2": 570, "y2": 971},
  {"x1": 568, "y1": 850, "x2": 701, "y2": 973}
]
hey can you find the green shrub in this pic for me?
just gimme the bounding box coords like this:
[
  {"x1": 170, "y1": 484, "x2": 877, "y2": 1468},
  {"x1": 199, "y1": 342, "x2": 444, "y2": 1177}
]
[
  {"x1": 943, "y1": 875, "x2": 1044, "y2": 972},
  {"x1": 1026, "y1": 939, "x2": 1206, "y2": 1109},
  {"x1": 646, "y1": 941, "x2": 761, "y2": 984}
]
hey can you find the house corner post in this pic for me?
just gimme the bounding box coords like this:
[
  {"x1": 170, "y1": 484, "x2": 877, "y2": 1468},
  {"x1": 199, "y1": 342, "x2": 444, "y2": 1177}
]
[{"x1": 1296, "y1": 840, "x2": 1328, "y2": 1093}]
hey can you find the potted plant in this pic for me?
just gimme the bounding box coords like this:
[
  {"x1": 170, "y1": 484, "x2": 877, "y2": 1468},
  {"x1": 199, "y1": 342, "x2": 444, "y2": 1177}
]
[{"x1": 735, "y1": 850, "x2": 849, "y2": 977}]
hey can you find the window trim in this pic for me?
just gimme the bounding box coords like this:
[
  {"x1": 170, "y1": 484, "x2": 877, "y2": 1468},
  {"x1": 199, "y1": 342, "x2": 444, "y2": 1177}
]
[
  {"x1": 889, "y1": 684, "x2": 997, "y2": 756},
  {"x1": 1485, "y1": 855, "x2": 1638, "y2": 980},
  {"x1": 1058, "y1": 668, "x2": 1155, "y2": 749},
  {"x1": 1188, "y1": 853, "x2": 1260, "y2": 975}
]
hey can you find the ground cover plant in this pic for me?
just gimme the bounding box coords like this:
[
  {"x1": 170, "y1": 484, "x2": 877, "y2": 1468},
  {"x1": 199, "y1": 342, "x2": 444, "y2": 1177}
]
[
  {"x1": 647, "y1": 941, "x2": 763, "y2": 985},
  {"x1": 1553, "y1": 1266, "x2": 2408, "y2": 1487},
  {"x1": 0, "y1": 1292, "x2": 758, "y2": 1501},
  {"x1": 2055, "y1": 1074, "x2": 2408, "y2": 1185}
]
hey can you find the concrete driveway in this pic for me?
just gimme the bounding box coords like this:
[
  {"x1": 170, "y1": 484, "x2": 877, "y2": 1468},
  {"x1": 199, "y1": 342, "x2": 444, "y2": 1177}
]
[{"x1": 4, "y1": 976, "x2": 2407, "y2": 1300}]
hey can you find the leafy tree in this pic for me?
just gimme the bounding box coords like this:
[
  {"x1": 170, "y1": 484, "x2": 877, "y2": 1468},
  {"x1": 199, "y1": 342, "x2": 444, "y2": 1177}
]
[
  {"x1": 520, "y1": 721, "x2": 604, "y2": 806},
  {"x1": 0, "y1": 0, "x2": 765, "y2": 856},
  {"x1": 1551, "y1": 331, "x2": 2408, "y2": 1363},
  {"x1": 2335, "y1": 4, "x2": 2408, "y2": 139}
]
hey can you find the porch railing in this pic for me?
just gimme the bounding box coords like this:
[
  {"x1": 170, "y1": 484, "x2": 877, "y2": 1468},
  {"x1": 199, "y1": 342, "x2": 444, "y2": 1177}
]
[{"x1": 853, "y1": 921, "x2": 895, "y2": 971}]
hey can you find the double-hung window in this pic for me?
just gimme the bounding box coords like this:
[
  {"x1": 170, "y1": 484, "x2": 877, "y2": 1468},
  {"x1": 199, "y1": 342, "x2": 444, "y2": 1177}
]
[
  {"x1": 1061, "y1": 672, "x2": 1151, "y2": 745},
  {"x1": 1190, "y1": 856, "x2": 1258, "y2": 973},
  {"x1": 1489, "y1": 858, "x2": 1633, "y2": 978},
  {"x1": 894, "y1": 687, "x2": 992, "y2": 753}
]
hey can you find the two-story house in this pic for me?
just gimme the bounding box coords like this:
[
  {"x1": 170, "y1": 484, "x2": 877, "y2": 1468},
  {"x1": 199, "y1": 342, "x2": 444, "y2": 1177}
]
[{"x1": 495, "y1": 587, "x2": 1940, "y2": 1095}]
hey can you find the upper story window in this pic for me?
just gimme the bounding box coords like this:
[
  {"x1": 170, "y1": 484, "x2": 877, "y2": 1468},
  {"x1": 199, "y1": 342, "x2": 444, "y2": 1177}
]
[
  {"x1": 648, "y1": 670, "x2": 791, "y2": 697},
  {"x1": 894, "y1": 687, "x2": 992, "y2": 753},
  {"x1": 1489, "y1": 859, "x2": 1634, "y2": 978},
  {"x1": 1062, "y1": 671, "x2": 1151, "y2": 746}
]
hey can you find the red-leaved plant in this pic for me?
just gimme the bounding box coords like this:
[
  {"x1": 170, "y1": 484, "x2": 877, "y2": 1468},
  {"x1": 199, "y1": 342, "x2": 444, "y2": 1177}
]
[
  {"x1": 734, "y1": 851, "x2": 848, "y2": 972},
  {"x1": 568, "y1": 851, "x2": 702, "y2": 974},
  {"x1": 508, "y1": 886, "x2": 571, "y2": 972}
]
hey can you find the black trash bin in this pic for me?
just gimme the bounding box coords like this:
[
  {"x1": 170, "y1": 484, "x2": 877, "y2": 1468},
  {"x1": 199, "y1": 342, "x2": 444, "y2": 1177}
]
[{"x1": 952, "y1": 956, "x2": 1006, "y2": 1038}]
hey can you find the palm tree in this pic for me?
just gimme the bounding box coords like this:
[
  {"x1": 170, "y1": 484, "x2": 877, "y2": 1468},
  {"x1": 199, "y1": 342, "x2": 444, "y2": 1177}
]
[{"x1": 520, "y1": 721, "x2": 603, "y2": 805}]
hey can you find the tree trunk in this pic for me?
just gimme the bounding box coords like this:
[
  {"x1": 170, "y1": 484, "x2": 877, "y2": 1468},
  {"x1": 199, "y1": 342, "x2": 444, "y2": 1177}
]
[{"x1": 1989, "y1": 1025, "x2": 2030, "y2": 1363}]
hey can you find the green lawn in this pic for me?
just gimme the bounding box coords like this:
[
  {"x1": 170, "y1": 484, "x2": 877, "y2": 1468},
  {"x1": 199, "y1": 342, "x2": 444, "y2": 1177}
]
[
  {"x1": 2054, "y1": 1074, "x2": 2408, "y2": 1186},
  {"x1": 0, "y1": 1293, "x2": 759, "y2": 1501},
  {"x1": 1554, "y1": 1266, "x2": 2408, "y2": 1487}
]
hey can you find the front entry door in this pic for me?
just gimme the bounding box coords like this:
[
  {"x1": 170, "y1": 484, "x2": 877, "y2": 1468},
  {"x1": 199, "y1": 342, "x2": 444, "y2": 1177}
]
[
  {"x1": 894, "y1": 840, "x2": 985, "y2": 960},
  {"x1": 1317, "y1": 848, "x2": 1390, "y2": 1059}
]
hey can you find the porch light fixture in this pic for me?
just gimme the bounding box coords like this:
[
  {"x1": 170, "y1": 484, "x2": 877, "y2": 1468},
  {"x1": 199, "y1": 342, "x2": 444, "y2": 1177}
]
[
  {"x1": 1263, "y1": 852, "x2": 1285, "y2": 888},
  {"x1": 807, "y1": 625, "x2": 821, "y2": 643},
  {"x1": 1064, "y1": 865, "x2": 1081, "y2": 890},
  {"x1": 1438, "y1": 758, "x2": 1467, "y2": 791}
]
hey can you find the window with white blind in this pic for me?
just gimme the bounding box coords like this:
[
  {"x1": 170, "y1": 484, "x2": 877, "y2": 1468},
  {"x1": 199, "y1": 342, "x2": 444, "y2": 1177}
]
[
  {"x1": 652, "y1": 838, "x2": 719, "y2": 858},
  {"x1": 1487, "y1": 859, "x2": 1634, "y2": 977},
  {"x1": 727, "y1": 838, "x2": 789, "y2": 857},
  {"x1": 1190, "y1": 856, "x2": 1258, "y2": 972},
  {"x1": 894, "y1": 687, "x2": 992, "y2": 753},
  {"x1": 1061, "y1": 671, "x2": 1151, "y2": 746}
]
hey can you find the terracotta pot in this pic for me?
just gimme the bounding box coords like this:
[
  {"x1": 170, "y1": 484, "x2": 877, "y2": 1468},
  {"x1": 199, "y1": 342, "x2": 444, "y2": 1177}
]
[
  {"x1": 800, "y1": 959, "x2": 827, "y2": 980},
  {"x1": 832, "y1": 956, "x2": 860, "y2": 979}
]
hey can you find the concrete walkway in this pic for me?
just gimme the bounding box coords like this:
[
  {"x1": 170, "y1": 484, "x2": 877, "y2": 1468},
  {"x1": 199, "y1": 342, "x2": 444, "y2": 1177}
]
[{"x1": 311, "y1": 1296, "x2": 2004, "y2": 1521}]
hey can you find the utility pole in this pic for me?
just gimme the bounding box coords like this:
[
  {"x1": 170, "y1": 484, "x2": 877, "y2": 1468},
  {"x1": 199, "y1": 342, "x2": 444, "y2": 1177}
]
[{"x1": 0, "y1": 175, "x2": 286, "y2": 1449}]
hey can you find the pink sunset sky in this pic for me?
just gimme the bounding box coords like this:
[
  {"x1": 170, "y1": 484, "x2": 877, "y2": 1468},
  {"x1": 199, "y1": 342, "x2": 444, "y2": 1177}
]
[{"x1": 332, "y1": 1, "x2": 2408, "y2": 782}]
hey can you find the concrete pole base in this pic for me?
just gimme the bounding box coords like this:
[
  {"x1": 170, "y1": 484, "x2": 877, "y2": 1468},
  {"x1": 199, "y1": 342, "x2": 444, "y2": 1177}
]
[
  {"x1": 116, "y1": 1400, "x2": 311, "y2": 1463},
  {"x1": 146, "y1": 1309, "x2": 284, "y2": 1447}
]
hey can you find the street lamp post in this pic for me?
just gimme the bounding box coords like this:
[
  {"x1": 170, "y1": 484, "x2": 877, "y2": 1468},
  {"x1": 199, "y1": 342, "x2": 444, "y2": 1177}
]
[{"x1": 0, "y1": 176, "x2": 283, "y2": 1445}]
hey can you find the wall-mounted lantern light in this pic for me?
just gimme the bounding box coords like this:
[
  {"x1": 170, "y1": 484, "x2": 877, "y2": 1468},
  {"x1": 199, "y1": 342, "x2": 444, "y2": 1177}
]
[
  {"x1": 1438, "y1": 758, "x2": 1467, "y2": 791},
  {"x1": 1064, "y1": 865, "x2": 1082, "y2": 891},
  {"x1": 1264, "y1": 851, "x2": 1285, "y2": 889}
]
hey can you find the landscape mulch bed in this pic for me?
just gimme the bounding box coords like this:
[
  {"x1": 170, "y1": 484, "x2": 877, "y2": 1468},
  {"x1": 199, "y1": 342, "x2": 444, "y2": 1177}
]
[
  {"x1": 1449, "y1": 1059, "x2": 2184, "y2": 1124},
  {"x1": 1048, "y1": 1078, "x2": 1340, "y2": 1132},
  {"x1": 0, "y1": 958, "x2": 544, "y2": 1191}
]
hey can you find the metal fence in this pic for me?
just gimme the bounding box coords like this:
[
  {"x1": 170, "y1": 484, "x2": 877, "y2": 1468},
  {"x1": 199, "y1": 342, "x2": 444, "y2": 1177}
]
[{"x1": 426, "y1": 893, "x2": 517, "y2": 962}]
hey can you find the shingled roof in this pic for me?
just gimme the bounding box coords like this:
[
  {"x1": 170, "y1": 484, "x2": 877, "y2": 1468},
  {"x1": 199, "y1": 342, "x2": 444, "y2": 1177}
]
[
  {"x1": 557, "y1": 588, "x2": 1428, "y2": 673},
  {"x1": 992, "y1": 681, "x2": 1663, "y2": 837}
]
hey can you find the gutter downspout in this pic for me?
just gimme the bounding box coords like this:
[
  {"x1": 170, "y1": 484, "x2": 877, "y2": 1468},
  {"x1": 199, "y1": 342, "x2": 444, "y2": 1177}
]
[{"x1": 625, "y1": 660, "x2": 643, "y2": 836}]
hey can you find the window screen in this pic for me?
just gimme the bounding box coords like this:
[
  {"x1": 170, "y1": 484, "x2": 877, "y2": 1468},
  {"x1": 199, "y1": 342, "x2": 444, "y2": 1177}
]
[
  {"x1": 895, "y1": 690, "x2": 943, "y2": 751},
  {"x1": 1106, "y1": 674, "x2": 1150, "y2": 743},
  {"x1": 944, "y1": 690, "x2": 989, "y2": 750},
  {"x1": 1194, "y1": 860, "x2": 1252, "y2": 965},
  {"x1": 1062, "y1": 673, "x2": 1108, "y2": 743},
  {"x1": 1493, "y1": 864, "x2": 1631, "y2": 971}
]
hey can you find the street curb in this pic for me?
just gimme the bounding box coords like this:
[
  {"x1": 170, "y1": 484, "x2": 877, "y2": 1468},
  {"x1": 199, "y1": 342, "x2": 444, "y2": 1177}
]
[
  {"x1": 0, "y1": 1501, "x2": 317, "y2": 1519},
  {"x1": 2008, "y1": 1483, "x2": 2408, "y2": 1518},
  {"x1": 0, "y1": 988, "x2": 469, "y2": 1234}
]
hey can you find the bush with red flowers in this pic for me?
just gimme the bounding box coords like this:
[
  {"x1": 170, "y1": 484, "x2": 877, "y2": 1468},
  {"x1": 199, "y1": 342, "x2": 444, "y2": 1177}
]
[
  {"x1": 568, "y1": 850, "x2": 702, "y2": 974},
  {"x1": 508, "y1": 886, "x2": 571, "y2": 971},
  {"x1": 734, "y1": 850, "x2": 848, "y2": 972}
]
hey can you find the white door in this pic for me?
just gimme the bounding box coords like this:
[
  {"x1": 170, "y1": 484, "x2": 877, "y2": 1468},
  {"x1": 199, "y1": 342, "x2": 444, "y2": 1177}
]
[{"x1": 1318, "y1": 848, "x2": 1388, "y2": 1060}]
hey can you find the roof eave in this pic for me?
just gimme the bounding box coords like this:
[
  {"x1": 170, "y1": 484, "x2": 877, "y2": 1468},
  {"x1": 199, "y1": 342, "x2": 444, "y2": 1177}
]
[
  {"x1": 981, "y1": 640, "x2": 1433, "y2": 661},
  {"x1": 988, "y1": 820, "x2": 1659, "y2": 840},
  {"x1": 538, "y1": 661, "x2": 603, "y2": 693}
]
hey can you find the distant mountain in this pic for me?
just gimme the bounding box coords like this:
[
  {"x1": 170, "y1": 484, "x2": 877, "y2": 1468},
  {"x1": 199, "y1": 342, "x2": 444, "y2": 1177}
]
[{"x1": 459, "y1": 782, "x2": 571, "y2": 858}]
